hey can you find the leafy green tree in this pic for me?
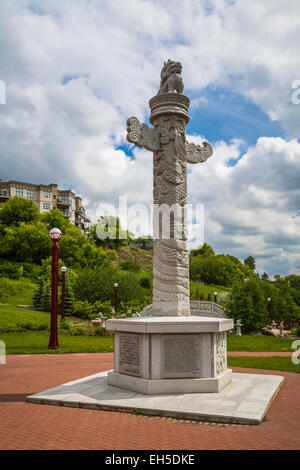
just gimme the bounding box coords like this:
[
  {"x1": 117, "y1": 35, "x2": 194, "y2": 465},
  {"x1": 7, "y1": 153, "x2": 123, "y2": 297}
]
[
  {"x1": 261, "y1": 272, "x2": 269, "y2": 281},
  {"x1": 89, "y1": 216, "x2": 131, "y2": 249},
  {"x1": 0, "y1": 222, "x2": 51, "y2": 263},
  {"x1": 190, "y1": 243, "x2": 215, "y2": 258},
  {"x1": 244, "y1": 255, "x2": 256, "y2": 271},
  {"x1": 226, "y1": 278, "x2": 268, "y2": 333},
  {"x1": 190, "y1": 253, "x2": 253, "y2": 286},
  {"x1": 40, "y1": 209, "x2": 70, "y2": 233},
  {"x1": 261, "y1": 278, "x2": 300, "y2": 324},
  {"x1": 0, "y1": 196, "x2": 39, "y2": 226},
  {"x1": 59, "y1": 226, "x2": 90, "y2": 266}
]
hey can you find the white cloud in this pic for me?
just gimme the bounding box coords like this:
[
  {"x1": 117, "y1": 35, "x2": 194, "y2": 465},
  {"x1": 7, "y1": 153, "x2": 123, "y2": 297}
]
[{"x1": 0, "y1": 0, "x2": 299, "y2": 275}]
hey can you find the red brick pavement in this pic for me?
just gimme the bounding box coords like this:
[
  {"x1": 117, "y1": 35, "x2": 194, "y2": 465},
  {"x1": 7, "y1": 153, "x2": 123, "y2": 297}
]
[{"x1": 0, "y1": 353, "x2": 299, "y2": 450}]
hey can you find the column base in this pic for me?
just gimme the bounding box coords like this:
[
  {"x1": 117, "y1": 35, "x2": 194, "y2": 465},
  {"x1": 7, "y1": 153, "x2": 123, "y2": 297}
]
[{"x1": 107, "y1": 369, "x2": 232, "y2": 395}]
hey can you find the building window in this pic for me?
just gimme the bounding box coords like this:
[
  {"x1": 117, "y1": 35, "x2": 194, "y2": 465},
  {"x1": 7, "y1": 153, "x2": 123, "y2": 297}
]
[
  {"x1": 43, "y1": 203, "x2": 51, "y2": 210},
  {"x1": 43, "y1": 191, "x2": 51, "y2": 198},
  {"x1": 16, "y1": 188, "x2": 24, "y2": 198},
  {"x1": 27, "y1": 190, "x2": 35, "y2": 199},
  {"x1": 61, "y1": 208, "x2": 69, "y2": 216}
]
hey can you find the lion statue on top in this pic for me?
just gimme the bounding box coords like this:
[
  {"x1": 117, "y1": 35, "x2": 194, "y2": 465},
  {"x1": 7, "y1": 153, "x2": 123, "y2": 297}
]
[{"x1": 158, "y1": 60, "x2": 184, "y2": 95}]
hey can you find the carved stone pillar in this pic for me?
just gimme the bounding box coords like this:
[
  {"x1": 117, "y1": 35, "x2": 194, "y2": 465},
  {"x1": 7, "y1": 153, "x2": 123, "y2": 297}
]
[{"x1": 149, "y1": 93, "x2": 190, "y2": 316}]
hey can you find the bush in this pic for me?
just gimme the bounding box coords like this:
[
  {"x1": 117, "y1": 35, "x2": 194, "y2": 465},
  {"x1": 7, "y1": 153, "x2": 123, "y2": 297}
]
[
  {"x1": 290, "y1": 327, "x2": 299, "y2": 336},
  {"x1": 94, "y1": 326, "x2": 107, "y2": 336},
  {"x1": 140, "y1": 276, "x2": 151, "y2": 289},
  {"x1": 120, "y1": 260, "x2": 141, "y2": 272},
  {"x1": 74, "y1": 267, "x2": 144, "y2": 304},
  {"x1": 16, "y1": 321, "x2": 49, "y2": 331},
  {"x1": 69, "y1": 325, "x2": 86, "y2": 336},
  {"x1": 60, "y1": 320, "x2": 71, "y2": 331},
  {"x1": 73, "y1": 300, "x2": 94, "y2": 319}
]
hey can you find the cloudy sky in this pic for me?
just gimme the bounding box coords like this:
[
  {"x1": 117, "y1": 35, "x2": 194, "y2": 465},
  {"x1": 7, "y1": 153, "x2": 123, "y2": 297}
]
[{"x1": 0, "y1": 0, "x2": 300, "y2": 277}]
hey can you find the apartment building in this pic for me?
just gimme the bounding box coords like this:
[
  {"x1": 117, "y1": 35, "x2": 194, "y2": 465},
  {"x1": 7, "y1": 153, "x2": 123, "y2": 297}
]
[{"x1": 0, "y1": 180, "x2": 91, "y2": 232}]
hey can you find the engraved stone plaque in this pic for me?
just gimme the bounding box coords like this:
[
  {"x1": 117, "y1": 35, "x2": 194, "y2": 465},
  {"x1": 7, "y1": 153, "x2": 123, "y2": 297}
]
[
  {"x1": 163, "y1": 334, "x2": 202, "y2": 378},
  {"x1": 119, "y1": 333, "x2": 141, "y2": 377}
]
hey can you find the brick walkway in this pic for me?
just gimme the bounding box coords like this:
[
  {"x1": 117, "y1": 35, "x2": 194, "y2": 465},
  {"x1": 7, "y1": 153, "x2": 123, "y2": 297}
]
[{"x1": 0, "y1": 353, "x2": 299, "y2": 450}]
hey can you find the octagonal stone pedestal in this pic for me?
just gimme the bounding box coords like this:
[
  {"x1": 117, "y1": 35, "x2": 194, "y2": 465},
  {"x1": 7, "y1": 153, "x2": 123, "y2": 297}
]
[{"x1": 106, "y1": 316, "x2": 233, "y2": 395}]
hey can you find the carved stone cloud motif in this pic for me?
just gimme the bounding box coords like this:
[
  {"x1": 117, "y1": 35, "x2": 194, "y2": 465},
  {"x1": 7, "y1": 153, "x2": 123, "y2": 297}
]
[{"x1": 126, "y1": 61, "x2": 213, "y2": 316}]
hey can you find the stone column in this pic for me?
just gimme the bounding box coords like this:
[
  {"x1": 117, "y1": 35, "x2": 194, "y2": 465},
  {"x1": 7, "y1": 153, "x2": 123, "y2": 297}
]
[
  {"x1": 149, "y1": 93, "x2": 190, "y2": 317},
  {"x1": 126, "y1": 60, "x2": 213, "y2": 317}
]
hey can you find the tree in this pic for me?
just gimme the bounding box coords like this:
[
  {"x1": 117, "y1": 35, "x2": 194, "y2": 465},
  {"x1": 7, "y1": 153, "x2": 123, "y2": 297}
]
[
  {"x1": 59, "y1": 226, "x2": 90, "y2": 266},
  {"x1": 88, "y1": 216, "x2": 131, "y2": 249},
  {"x1": 244, "y1": 256, "x2": 256, "y2": 271},
  {"x1": 63, "y1": 280, "x2": 76, "y2": 316},
  {"x1": 42, "y1": 282, "x2": 52, "y2": 312},
  {"x1": 261, "y1": 272, "x2": 269, "y2": 281},
  {"x1": 226, "y1": 278, "x2": 268, "y2": 333},
  {"x1": 32, "y1": 277, "x2": 46, "y2": 308},
  {"x1": 190, "y1": 243, "x2": 215, "y2": 258},
  {"x1": 0, "y1": 222, "x2": 51, "y2": 263},
  {"x1": 0, "y1": 196, "x2": 39, "y2": 226},
  {"x1": 40, "y1": 209, "x2": 71, "y2": 233}
]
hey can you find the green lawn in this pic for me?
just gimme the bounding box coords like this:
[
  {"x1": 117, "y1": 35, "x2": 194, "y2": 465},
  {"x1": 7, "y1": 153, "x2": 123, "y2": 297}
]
[
  {"x1": 227, "y1": 334, "x2": 294, "y2": 352},
  {"x1": 0, "y1": 331, "x2": 114, "y2": 354},
  {"x1": 228, "y1": 356, "x2": 300, "y2": 374}
]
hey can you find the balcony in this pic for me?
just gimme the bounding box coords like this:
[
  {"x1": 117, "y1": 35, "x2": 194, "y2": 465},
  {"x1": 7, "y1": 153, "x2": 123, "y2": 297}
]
[
  {"x1": 0, "y1": 190, "x2": 10, "y2": 202},
  {"x1": 57, "y1": 197, "x2": 71, "y2": 206}
]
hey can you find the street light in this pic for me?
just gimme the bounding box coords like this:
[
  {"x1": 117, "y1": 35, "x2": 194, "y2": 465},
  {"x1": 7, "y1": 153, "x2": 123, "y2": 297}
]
[
  {"x1": 114, "y1": 283, "x2": 118, "y2": 314},
  {"x1": 213, "y1": 291, "x2": 218, "y2": 303},
  {"x1": 61, "y1": 266, "x2": 67, "y2": 322},
  {"x1": 48, "y1": 228, "x2": 62, "y2": 349}
]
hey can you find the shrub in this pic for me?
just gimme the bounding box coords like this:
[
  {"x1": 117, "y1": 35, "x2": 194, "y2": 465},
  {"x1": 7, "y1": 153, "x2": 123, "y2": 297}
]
[
  {"x1": 140, "y1": 276, "x2": 151, "y2": 289},
  {"x1": 73, "y1": 300, "x2": 94, "y2": 319},
  {"x1": 91, "y1": 300, "x2": 113, "y2": 318},
  {"x1": 17, "y1": 321, "x2": 49, "y2": 331},
  {"x1": 74, "y1": 267, "x2": 144, "y2": 304},
  {"x1": 69, "y1": 325, "x2": 86, "y2": 336},
  {"x1": 120, "y1": 260, "x2": 141, "y2": 272},
  {"x1": 60, "y1": 320, "x2": 71, "y2": 331},
  {"x1": 94, "y1": 326, "x2": 107, "y2": 336}
]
